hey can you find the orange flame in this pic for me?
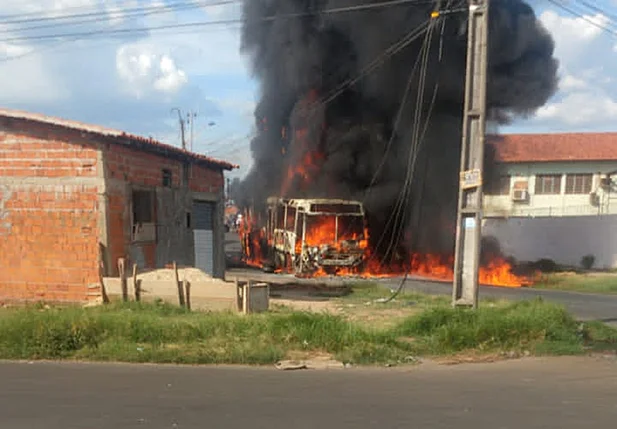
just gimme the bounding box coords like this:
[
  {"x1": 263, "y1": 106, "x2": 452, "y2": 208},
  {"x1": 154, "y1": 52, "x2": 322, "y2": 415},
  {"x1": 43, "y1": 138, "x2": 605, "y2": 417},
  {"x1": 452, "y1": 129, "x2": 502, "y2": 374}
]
[
  {"x1": 281, "y1": 150, "x2": 324, "y2": 197},
  {"x1": 239, "y1": 215, "x2": 531, "y2": 287},
  {"x1": 241, "y1": 87, "x2": 532, "y2": 288},
  {"x1": 238, "y1": 210, "x2": 264, "y2": 268}
]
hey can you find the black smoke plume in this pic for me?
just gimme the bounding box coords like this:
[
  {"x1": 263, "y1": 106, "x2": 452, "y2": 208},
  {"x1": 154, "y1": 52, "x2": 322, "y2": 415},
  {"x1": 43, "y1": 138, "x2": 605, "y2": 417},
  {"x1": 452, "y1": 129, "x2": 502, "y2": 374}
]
[{"x1": 238, "y1": 0, "x2": 558, "y2": 259}]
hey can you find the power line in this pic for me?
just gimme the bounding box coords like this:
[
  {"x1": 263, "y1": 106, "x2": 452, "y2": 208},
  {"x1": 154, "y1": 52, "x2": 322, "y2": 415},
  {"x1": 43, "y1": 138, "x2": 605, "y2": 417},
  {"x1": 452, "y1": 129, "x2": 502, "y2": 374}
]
[
  {"x1": 0, "y1": 0, "x2": 237, "y2": 25},
  {"x1": 0, "y1": 0, "x2": 435, "y2": 43},
  {"x1": 0, "y1": 1, "x2": 234, "y2": 35},
  {"x1": 0, "y1": 23, "x2": 238, "y2": 65},
  {"x1": 315, "y1": 20, "x2": 432, "y2": 109},
  {"x1": 572, "y1": 0, "x2": 617, "y2": 24},
  {"x1": 546, "y1": 0, "x2": 617, "y2": 38}
]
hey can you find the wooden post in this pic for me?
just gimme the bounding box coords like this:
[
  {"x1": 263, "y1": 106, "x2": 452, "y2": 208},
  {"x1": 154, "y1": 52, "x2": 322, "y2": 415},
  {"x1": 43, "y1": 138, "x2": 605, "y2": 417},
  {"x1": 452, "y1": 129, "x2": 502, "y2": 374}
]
[
  {"x1": 184, "y1": 279, "x2": 191, "y2": 311},
  {"x1": 132, "y1": 263, "x2": 141, "y2": 302},
  {"x1": 235, "y1": 278, "x2": 242, "y2": 311},
  {"x1": 174, "y1": 262, "x2": 185, "y2": 307},
  {"x1": 98, "y1": 262, "x2": 110, "y2": 304},
  {"x1": 118, "y1": 258, "x2": 128, "y2": 302}
]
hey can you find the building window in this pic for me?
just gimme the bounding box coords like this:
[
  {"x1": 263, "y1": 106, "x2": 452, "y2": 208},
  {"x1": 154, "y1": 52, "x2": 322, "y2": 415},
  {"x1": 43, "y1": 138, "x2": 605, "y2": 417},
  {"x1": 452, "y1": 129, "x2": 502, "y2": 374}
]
[
  {"x1": 486, "y1": 175, "x2": 511, "y2": 195},
  {"x1": 132, "y1": 190, "x2": 156, "y2": 242},
  {"x1": 535, "y1": 174, "x2": 562, "y2": 195},
  {"x1": 565, "y1": 174, "x2": 593, "y2": 194},
  {"x1": 162, "y1": 169, "x2": 172, "y2": 187}
]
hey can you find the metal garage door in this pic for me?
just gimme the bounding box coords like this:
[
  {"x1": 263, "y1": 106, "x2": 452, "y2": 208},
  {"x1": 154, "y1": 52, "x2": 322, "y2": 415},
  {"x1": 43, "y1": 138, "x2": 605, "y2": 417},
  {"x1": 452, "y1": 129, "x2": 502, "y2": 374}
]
[{"x1": 193, "y1": 201, "x2": 215, "y2": 276}]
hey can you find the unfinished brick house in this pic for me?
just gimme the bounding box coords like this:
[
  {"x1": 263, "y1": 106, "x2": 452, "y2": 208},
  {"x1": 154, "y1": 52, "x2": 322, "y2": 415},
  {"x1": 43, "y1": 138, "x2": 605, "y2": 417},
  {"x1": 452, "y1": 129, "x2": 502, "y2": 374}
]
[{"x1": 0, "y1": 108, "x2": 236, "y2": 304}]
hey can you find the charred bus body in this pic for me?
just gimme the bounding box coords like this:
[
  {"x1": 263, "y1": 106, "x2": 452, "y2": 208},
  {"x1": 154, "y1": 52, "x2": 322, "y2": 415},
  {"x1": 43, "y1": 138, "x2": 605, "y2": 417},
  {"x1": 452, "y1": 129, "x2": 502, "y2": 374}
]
[{"x1": 262, "y1": 197, "x2": 369, "y2": 276}]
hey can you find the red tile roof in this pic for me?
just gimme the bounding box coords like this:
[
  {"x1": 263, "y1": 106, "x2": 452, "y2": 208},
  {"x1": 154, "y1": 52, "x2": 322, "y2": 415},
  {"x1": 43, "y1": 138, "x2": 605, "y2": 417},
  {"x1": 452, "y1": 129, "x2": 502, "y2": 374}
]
[
  {"x1": 488, "y1": 133, "x2": 617, "y2": 163},
  {"x1": 0, "y1": 108, "x2": 238, "y2": 171}
]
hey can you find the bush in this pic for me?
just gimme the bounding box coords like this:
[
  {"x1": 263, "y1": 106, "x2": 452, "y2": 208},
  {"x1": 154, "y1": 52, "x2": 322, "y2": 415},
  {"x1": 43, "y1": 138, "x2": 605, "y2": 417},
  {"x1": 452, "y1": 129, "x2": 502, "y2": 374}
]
[
  {"x1": 532, "y1": 258, "x2": 560, "y2": 273},
  {"x1": 581, "y1": 254, "x2": 596, "y2": 270}
]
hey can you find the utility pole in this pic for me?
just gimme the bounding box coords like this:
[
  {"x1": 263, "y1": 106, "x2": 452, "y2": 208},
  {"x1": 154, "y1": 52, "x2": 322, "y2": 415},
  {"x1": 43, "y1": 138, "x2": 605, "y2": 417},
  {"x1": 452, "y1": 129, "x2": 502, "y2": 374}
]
[
  {"x1": 171, "y1": 108, "x2": 187, "y2": 150},
  {"x1": 452, "y1": 0, "x2": 490, "y2": 309},
  {"x1": 187, "y1": 111, "x2": 197, "y2": 152}
]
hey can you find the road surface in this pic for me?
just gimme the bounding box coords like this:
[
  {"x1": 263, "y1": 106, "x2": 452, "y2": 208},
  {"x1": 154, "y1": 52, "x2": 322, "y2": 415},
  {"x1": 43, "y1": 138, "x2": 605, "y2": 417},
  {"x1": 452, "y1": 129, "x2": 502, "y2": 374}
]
[
  {"x1": 1, "y1": 358, "x2": 616, "y2": 428},
  {"x1": 379, "y1": 276, "x2": 617, "y2": 324}
]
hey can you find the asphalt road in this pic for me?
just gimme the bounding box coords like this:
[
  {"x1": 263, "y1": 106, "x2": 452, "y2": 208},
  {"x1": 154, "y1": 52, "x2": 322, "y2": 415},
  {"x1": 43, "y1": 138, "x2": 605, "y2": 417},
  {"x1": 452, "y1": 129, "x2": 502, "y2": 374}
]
[
  {"x1": 379, "y1": 276, "x2": 617, "y2": 324},
  {"x1": 1, "y1": 358, "x2": 616, "y2": 428}
]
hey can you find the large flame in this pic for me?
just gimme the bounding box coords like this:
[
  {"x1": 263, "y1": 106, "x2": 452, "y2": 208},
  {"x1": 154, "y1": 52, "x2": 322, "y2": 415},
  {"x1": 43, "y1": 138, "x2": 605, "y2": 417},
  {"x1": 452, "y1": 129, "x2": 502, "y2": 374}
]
[
  {"x1": 238, "y1": 210, "x2": 264, "y2": 269},
  {"x1": 238, "y1": 213, "x2": 531, "y2": 287},
  {"x1": 239, "y1": 89, "x2": 532, "y2": 288}
]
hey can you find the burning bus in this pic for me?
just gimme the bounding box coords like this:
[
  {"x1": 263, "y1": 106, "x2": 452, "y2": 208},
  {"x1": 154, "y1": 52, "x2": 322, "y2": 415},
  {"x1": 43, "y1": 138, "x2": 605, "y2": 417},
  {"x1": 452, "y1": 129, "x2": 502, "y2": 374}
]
[
  {"x1": 237, "y1": 197, "x2": 531, "y2": 287},
  {"x1": 260, "y1": 197, "x2": 369, "y2": 276}
]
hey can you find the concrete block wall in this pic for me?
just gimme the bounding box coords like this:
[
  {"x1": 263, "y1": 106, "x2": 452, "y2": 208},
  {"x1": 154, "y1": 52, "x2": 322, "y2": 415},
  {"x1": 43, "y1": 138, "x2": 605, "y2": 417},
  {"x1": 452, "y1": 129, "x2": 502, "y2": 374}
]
[
  {"x1": 0, "y1": 120, "x2": 103, "y2": 303},
  {"x1": 102, "y1": 142, "x2": 226, "y2": 274},
  {"x1": 483, "y1": 215, "x2": 617, "y2": 269}
]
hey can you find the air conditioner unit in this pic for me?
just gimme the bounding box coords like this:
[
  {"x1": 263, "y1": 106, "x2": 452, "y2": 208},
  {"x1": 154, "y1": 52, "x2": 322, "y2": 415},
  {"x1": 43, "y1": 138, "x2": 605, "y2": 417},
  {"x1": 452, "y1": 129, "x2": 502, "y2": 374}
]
[{"x1": 512, "y1": 189, "x2": 528, "y2": 202}]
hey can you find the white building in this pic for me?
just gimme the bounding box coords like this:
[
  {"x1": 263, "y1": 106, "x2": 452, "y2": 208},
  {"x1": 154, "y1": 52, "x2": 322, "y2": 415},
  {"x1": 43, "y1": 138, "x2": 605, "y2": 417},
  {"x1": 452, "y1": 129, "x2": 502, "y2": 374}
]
[{"x1": 482, "y1": 133, "x2": 617, "y2": 269}]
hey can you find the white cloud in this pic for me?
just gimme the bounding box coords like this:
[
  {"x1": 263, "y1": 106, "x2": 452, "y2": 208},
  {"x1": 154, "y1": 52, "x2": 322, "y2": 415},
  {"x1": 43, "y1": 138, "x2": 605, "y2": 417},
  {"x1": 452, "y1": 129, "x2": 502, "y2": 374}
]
[
  {"x1": 540, "y1": 10, "x2": 609, "y2": 59},
  {"x1": 116, "y1": 44, "x2": 188, "y2": 97},
  {"x1": 506, "y1": 9, "x2": 617, "y2": 132},
  {"x1": 559, "y1": 74, "x2": 588, "y2": 91},
  {"x1": 0, "y1": 0, "x2": 253, "y2": 173},
  {"x1": 535, "y1": 92, "x2": 617, "y2": 126}
]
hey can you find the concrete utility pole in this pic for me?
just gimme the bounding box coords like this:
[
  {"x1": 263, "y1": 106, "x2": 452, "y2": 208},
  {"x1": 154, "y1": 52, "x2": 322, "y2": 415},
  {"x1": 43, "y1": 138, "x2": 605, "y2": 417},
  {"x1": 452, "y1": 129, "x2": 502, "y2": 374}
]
[
  {"x1": 452, "y1": 0, "x2": 490, "y2": 309},
  {"x1": 171, "y1": 108, "x2": 187, "y2": 150},
  {"x1": 187, "y1": 111, "x2": 197, "y2": 152}
]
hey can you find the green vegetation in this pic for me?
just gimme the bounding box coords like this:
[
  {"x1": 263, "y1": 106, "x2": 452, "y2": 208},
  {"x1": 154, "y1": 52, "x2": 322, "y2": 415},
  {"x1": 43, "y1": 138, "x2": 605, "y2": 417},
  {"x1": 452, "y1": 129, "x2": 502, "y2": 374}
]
[
  {"x1": 533, "y1": 273, "x2": 617, "y2": 295},
  {"x1": 0, "y1": 292, "x2": 615, "y2": 365}
]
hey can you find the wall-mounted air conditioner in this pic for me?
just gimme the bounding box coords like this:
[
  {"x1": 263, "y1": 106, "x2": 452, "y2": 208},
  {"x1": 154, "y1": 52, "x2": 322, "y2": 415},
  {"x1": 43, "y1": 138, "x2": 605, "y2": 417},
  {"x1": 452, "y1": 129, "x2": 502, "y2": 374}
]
[
  {"x1": 512, "y1": 189, "x2": 529, "y2": 202},
  {"x1": 600, "y1": 174, "x2": 612, "y2": 189}
]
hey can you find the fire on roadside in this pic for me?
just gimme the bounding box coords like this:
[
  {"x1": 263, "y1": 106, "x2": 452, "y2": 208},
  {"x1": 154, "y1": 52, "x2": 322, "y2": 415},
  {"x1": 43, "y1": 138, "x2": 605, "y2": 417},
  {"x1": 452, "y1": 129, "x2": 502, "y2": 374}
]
[
  {"x1": 239, "y1": 100, "x2": 532, "y2": 288},
  {"x1": 237, "y1": 211, "x2": 532, "y2": 288}
]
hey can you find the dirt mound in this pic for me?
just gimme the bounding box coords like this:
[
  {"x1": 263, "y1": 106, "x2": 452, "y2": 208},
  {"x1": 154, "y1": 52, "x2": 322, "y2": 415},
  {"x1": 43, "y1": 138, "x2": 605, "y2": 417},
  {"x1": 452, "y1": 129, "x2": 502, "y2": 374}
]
[{"x1": 138, "y1": 268, "x2": 215, "y2": 283}]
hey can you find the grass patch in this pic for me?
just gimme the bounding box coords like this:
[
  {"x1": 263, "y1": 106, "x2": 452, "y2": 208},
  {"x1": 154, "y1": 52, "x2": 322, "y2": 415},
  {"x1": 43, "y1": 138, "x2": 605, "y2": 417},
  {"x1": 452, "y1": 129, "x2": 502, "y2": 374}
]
[
  {"x1": 395, "y1": 299, "x2": 588, "y2": 355},
  {"x1": 0, "y1": 297, "x2": 615, "y2": 366},
  {"x1": 533, "y1": 272, "x2": 617, "y2": 294}
]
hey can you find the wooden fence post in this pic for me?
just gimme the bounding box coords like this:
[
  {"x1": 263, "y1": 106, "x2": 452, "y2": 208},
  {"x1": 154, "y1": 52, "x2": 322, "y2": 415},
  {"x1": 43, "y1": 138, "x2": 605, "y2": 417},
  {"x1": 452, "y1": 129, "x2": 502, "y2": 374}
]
[
  {"x1": 118, "y1": 258, "x2": 127, "y2": 302},
  {"x1": 184, "y1": 279, "x2": 191, "y2": 311},
  {"x1": 173, "y1": 262, "x2": 185, "y2": 307},
  {"x1": 132, "y1": 263, "x2": 141, "y2": 302}
]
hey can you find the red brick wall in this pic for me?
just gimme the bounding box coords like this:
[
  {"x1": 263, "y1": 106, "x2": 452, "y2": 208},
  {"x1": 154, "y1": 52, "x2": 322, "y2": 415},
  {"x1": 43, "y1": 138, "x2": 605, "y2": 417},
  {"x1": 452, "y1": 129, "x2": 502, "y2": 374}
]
[
  {"x1": 190, "y1": 164, "x2": 224, "y2": 194},
  {"x1": 104, "y1": 144, "x2": 224, "y2": 272},
  {"x1": 0, "y1": 121, "x2": 101, "y2": 303}
]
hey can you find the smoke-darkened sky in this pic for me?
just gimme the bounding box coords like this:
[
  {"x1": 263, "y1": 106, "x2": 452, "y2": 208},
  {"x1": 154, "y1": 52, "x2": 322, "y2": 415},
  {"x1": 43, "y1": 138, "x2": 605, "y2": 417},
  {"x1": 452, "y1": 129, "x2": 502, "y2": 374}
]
[{"x1": 238, "y1": 0, "x2": 557, "y2": 255}]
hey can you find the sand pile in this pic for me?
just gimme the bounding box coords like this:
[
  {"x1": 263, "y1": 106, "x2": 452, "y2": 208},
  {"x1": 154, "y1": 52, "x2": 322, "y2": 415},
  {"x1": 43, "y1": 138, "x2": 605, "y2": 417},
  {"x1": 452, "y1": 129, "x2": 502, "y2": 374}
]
[{"x1": 137, "y1": 268, "x2": 218, "y2": 283}]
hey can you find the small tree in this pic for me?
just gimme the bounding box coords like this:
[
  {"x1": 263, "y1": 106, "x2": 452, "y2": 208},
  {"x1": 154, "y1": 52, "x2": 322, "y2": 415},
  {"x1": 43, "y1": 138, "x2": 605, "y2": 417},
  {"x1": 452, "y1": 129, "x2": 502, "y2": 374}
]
[{"x1": 581, "y1": 254, "x2": 595, "y2": 270}]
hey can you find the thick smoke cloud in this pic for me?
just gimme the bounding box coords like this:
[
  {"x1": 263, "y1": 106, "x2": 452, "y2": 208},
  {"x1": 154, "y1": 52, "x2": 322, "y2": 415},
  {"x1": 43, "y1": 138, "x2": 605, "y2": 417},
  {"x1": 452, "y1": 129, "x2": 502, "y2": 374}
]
[{"x1": 238, "y1": 0, "x2": 558, "y2": 258}]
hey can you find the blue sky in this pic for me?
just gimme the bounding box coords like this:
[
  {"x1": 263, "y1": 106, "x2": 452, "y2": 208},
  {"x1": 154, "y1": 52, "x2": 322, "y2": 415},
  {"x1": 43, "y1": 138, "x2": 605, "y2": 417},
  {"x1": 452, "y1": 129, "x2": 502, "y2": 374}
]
[{"x1": 1, "y1": 0, "x2": 617, "y2": 178}]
